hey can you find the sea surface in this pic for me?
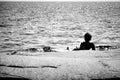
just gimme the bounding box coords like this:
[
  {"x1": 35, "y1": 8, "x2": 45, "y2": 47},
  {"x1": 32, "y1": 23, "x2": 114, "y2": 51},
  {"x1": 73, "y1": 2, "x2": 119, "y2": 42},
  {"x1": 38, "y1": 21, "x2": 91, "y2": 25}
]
[{"x1": 0, "y1": 2, "x2": 120, "y2": 52}]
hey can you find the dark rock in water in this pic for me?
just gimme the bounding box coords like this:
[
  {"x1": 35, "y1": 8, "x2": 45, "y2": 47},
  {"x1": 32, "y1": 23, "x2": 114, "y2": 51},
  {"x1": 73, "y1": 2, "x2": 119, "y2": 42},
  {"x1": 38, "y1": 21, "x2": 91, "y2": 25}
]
[
  {"x1": 43, "y1": 46, "x2": 52, "y2": 52},
  {"x1": 41, "y1": 65, "x2": 58, "y2": 68},
  {"x1": 25, "y1": 48, "x2": 38, "y2": 52},
  {"x1": 11, "y1": 51, "x2": 17, "y2": 55},
  {"x1": 0, "y1": 25, "x2": 7, "y2": 27},
  {"x1": 0, "y1": 77, "x2": 30, "y2": 80},
  {"x1": 92, "y1": 77, "x2": 120, "y2": 80},
  {"x1": 66, "y1": 47, "x2": 69, "y2": 50},
  {"x1": 0, "y1": 24, "x2": 13, "y2": 27},
  {"x1": 6, "y1": 51, "x2": 17, "y2": 55}
]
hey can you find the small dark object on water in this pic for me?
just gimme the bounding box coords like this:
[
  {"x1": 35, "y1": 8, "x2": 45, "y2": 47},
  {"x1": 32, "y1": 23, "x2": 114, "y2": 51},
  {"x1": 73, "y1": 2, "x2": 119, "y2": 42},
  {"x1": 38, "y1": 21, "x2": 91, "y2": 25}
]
[
  {"x1": 11, "y1": 51, "x2": 17, "y2": 55},
  {"x1": 0, "y1": 24, "x2": 13, "y2": 27},
  {"x1": 25, "y1": 48, "x2": 38, "y2": 52},
  {"x1": 0, "y1": 77, "x2": 30, "y2": 80},
  {"x1": 0, "y1": 24, "x2": 7, "y2": 27},
  {"x1": 67, "y1": 47, "x2": 69, "y2": 50},
  {"x1": 43, "y1": 46, "x2": 52, "y2": 52},
  {"x1": 41, "y1": 65, "x2": 57, "y2": 68},
  {"x1": 92, "y1": 77, "x2": 120, "y2": 80}
]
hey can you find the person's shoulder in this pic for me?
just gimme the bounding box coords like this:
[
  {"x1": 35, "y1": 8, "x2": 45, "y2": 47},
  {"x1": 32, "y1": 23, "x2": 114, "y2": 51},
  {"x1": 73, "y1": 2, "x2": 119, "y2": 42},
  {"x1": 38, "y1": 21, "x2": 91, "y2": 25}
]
[
  {"x1": 81, "y1": 42, "x2": 86, "y2": 44},
  {"x1": 90, "y1": 43, "x2": 95, "y2": 46},
  {"x1": 81, "y1": 42, "x2": 86, "y2": 45}
]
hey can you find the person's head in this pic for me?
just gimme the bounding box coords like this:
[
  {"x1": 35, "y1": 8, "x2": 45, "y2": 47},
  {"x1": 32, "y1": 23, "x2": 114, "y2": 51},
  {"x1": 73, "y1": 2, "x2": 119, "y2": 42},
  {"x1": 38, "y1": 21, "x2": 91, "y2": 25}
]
[{"x1": 84, "y1": 33, "x2": 92, "y2": 42}]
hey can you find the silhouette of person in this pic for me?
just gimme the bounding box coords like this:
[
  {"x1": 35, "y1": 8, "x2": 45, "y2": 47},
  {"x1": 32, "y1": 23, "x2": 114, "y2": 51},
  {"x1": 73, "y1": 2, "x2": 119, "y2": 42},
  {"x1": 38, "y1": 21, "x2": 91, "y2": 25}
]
[{"x1": 79, "y1": 33, "x2": 95, "y2": 50}]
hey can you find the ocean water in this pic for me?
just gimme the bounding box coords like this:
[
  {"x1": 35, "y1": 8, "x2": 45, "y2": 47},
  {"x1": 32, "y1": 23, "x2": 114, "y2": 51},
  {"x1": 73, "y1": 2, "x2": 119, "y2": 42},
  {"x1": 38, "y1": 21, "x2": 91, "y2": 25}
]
[{"x1": 0, "y1": 2, "x2": 120, "y2": 52}]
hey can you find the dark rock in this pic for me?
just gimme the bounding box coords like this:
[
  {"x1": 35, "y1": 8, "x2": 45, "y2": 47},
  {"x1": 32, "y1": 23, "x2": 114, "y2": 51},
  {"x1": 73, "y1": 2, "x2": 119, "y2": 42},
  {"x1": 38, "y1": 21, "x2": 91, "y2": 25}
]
[
  {"x1": 92, "y1": 77, "x2": 120, "y2": 80},
  {"x1": 11, "y1": 51, "x2": 17, "y2": 55},
  {"x1": 0, "y1": 77, "x2": 30, "y2": 80},
  {"x1": 25, "y1": 48, "x2": 38, "y2": 52},
  {"x1": 43, "y1": 46, "x2": 52, "y2": 52},
  {"x1": 41, "y1": 65, "x2": 57, "y2": 68},
  {"x1": 66, "y1": 47, "x2": 69, "y2": 50}
]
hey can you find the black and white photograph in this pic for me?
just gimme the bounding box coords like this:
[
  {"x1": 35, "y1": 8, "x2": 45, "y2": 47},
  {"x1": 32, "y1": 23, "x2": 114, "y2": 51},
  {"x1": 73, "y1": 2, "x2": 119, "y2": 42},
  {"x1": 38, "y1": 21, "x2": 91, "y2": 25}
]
[{"x1": 0, "y1": 0, "x2": 120, "y2": 80}]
